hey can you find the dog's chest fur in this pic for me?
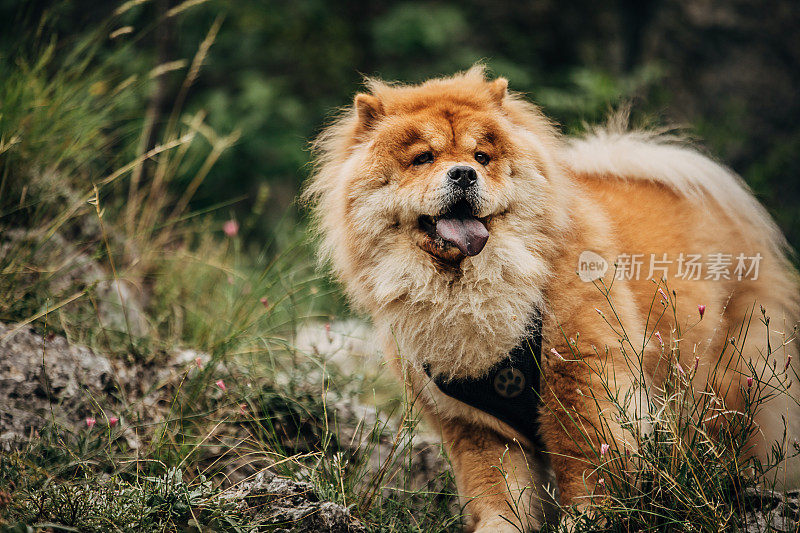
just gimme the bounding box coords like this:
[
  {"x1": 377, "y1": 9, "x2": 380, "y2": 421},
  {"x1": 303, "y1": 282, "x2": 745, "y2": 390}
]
[{"x1": 374, "y1": 243, "x2": 548, "y2": 380}]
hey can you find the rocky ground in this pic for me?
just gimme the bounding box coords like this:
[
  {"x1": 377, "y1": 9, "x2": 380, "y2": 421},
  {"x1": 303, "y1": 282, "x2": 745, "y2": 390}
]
[
  {"x1": 0, "y1": 320, "x2": 447, "y2": 532},
  {"x1": 0, "y1": 321, "x2": 203, "y2": 451},
  {"x1": 2, "y1": 320, "x2": 798, "y2": 531}
]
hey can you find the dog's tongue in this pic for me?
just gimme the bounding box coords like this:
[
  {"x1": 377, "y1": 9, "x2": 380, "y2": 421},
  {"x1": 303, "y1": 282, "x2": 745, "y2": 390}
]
[{"x1": 435, "y1": 217, "x2": 489, "y2": 256}]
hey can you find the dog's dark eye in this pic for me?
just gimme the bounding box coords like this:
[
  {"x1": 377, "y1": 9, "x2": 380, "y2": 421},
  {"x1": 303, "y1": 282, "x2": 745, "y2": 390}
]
[
  {"x1": 474, "y1": 152, "x2": 491, "y2": 165},
  {"x1": 412, "y1": 152, "x2": 434, "y2": 166}
]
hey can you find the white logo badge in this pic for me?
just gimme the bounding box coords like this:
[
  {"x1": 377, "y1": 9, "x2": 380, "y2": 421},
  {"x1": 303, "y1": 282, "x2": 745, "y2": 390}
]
[{"x1": 578, "y1": 250, "x2": 608, "y2": 282}]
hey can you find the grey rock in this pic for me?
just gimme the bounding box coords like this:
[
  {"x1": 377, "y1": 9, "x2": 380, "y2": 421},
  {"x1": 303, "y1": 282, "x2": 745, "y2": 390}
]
[
  {"x1": 741, "y1": 486, "x2": 800, "y2": 532},
  {"x1": 0, "y1": 322, "x2": 115, "y2": 448},
  {"x1": 0, "y1": 228, "x2": 148, "y2": 337},
  {"x1": 225, "y1": 472, "x2": 366, "y2": 533},
  {"x1": 0, "y1": 322, "x2": 210, "y2": 449},
  {"x1": 331, "y1": 399, "x2": 448, "y2": 495},
  {"x1": 92, "y1": 278, "x2": 148, "y2": 337}
]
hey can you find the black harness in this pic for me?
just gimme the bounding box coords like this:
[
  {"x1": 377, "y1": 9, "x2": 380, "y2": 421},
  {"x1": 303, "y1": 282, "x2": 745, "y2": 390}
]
[{"x1": 423, "y1": 315, "x2": 544, "y2": 447}]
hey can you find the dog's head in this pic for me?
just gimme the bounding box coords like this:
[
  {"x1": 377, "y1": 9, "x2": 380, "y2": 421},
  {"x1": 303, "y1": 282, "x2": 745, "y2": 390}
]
[
  {"x1": 306, "y1": 66, "x2": 569, "y2": 313},
  {"x1": 350, "y1": 77, "x2": 518, "y2": 265}
]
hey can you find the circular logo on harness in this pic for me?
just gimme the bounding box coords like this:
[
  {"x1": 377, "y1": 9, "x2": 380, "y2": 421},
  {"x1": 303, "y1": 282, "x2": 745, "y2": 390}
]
[{"x1": 493, "y1": 368, "x2": 526, "y2": 398}]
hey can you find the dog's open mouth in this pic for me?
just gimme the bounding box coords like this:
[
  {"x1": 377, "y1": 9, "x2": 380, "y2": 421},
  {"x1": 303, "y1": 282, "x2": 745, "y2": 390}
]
[{"x1": 418, "y1": 200, "x2": 490, "y2": 260}]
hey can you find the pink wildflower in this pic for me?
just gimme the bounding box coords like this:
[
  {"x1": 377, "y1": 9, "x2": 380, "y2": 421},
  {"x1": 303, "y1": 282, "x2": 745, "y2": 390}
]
[
  {"x1": 260, "y1": 296, "x2": 269, "y2": 308},
  {"x1": 655, "y1": 331, "x2": 664, "y2": 348},
  {"x1": 658, "y1": 288, "x2": 668, "y2": 305},
  {"x1": 600, "y1": 443, "x2": 610, "y2": 457},
  {"x1": 195, "y1": 357, "x2": 203, "y2": 369},
  {"x1": 698, "y1": 304, "x2": 706, "y2": 319},
  {"x1": 223, "y1": 219, "x2": 239, "y2": 237},
  {"x1": 747, "y1": 376, "x2": 754, "y2": 388},
  {"x1": 551, "y1": 348, "x2": 565, "y2": 361},
  {"x1": 108, "y1": 416, "x2": 119, "y2": 427},
  {"x1": 216, "y1": 379, "x2": 227, "y2": 392},
  {"x1": 85, "y1": 417, "x2": 96, "y2": 429}
]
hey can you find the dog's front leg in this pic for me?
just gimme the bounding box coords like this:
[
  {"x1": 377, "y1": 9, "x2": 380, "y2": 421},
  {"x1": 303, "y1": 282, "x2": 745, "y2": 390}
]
[
  {"x1": 442, "y1": 421, "x2": 555, "y2": 533},
  {"x1": 537, "y1": 345, "x2": 643, "y2": 517}
]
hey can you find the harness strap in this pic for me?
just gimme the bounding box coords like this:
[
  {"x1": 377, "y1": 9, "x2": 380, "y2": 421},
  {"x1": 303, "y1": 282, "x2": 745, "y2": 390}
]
[{"x1": 423, "y1": 316, "x2": 544, "y2": 447}]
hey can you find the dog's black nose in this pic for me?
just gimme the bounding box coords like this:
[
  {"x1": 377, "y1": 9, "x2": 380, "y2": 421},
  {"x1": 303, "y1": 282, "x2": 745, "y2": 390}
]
[{"x1": 447, "y1": 166, "x2": 477, "y2": 189}]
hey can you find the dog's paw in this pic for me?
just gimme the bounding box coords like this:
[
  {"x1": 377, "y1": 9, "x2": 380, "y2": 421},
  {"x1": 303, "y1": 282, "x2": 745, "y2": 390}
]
[{"x1": 471, "y1": 517, "x2": 525, "y2": 533}]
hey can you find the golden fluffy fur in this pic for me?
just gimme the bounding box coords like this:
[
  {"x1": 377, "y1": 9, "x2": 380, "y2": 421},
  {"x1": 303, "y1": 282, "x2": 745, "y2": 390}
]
[{"x1": 304, "y1": 66, "x2": 800, "y2": 531}]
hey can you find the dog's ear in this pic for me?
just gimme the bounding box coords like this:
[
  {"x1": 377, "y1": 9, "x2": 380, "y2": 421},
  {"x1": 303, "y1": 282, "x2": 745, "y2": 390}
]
[
  {"x1": 354, "y1": 93, "x2": 383, "y2": 134},
  {"x1": 489, "y1": 77, "x2": 508, "y2": 105}
]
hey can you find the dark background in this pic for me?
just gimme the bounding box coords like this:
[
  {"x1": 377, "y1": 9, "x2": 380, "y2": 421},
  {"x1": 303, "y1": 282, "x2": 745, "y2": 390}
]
[{"x1": 3, "y1": 0, "x2": 799, "y2": 246}]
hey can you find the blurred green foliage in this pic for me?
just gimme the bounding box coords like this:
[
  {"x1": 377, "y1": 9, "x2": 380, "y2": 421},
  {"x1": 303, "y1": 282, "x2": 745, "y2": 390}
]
[{"x1": 2, "y1": 0, "x2": 798, "y2": 246}]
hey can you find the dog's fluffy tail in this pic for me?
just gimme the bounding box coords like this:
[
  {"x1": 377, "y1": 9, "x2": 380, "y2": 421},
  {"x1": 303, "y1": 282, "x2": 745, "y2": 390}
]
[{"x1": 564, "y1": 127, "x2": 790, "y2": 257}]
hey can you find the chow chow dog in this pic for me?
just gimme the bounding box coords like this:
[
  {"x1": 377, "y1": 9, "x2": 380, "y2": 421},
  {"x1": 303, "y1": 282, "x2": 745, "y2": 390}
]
[{"x1": 304, "y1": 66, "x2": 800, "y2": 531}]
